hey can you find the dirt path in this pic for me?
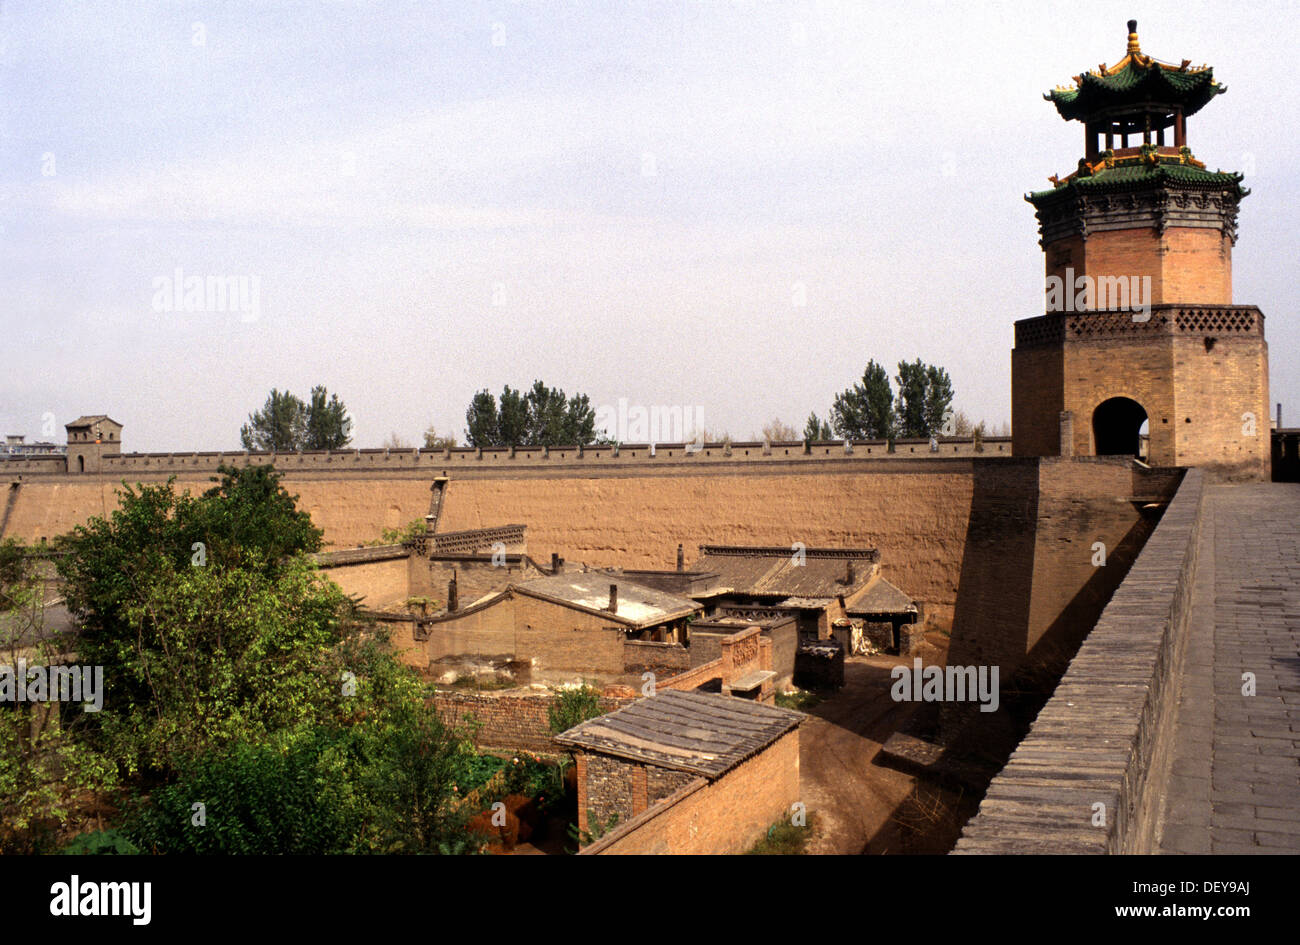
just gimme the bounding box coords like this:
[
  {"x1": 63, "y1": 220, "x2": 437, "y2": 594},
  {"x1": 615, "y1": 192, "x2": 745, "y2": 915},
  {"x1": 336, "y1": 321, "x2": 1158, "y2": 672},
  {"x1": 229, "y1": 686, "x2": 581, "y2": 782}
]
[{"x1": 798, "y1": 653, "x2": 933, "y2": 855}]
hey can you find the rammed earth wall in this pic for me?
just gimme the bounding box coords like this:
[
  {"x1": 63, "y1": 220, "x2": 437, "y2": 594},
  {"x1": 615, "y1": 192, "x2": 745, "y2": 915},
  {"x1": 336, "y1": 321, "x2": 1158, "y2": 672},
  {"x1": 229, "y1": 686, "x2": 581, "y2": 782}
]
[{"x1": 2, "y1": 454, "x2": 987, "y2": 625}]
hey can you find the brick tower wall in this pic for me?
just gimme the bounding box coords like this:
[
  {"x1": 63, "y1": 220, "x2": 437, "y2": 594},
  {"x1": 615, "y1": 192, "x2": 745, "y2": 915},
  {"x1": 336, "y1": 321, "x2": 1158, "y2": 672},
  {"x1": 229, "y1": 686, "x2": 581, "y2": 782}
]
[
  {"x1": 1043, "y1": 227, "x2": 1232, "y2": 307},
  {"x1": 1171, "y1": 330, "x2": 1270, "y2": 480}
]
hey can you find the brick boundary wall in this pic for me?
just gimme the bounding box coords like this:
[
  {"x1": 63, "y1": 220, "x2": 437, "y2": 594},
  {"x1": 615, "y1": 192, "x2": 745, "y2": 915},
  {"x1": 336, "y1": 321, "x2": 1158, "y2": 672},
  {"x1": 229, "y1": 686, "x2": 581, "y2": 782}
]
[
  {"x1": 657, "y1": 660, "x2": 723, "y2": 692},
  {"x1": 952, "y1": 467, "x2": 1206, "y2": 854},
  {"x1": 432, "y1": 690, "x2": 635, "y2": 755},
  {"x1": 622, "y1": 640, "x2": 691, "y2": 677}
]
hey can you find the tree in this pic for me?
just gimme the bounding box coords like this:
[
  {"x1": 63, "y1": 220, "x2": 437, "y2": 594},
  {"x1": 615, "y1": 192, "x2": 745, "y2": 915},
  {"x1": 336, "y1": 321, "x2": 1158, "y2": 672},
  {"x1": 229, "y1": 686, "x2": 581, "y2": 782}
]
[
  {"x1": 803, "y1": 413, "x2": 833, "y2": 441},
  {"x1": 923, "y1": 364, "x2": 955, "y2": 437},
  {"x1": 559, "y1": 392, "x2": 598, "y2": 446},
  {"x1": 354, "y1": 687, "x2": 482, "y2": 854},
  {"x1": 382, "y1": 433, "x2": 411, "y2": 449},
  {"x1": 240, "y1": 386, "x2": 352, "y2": 452},
  {"x1": 464, "y1": 391, "x2": 499, "y2": 448},
  {"x1": 761, "y1": 419, "x2": 799, "y2": 442},
  {"x1": 423, "y1": 426, "x2": 457, "y2": 449},
  {"x1": 948, "y1": 409, "x2": 975, "y2": 437},
  {"x1": 497, "y1": 386, "x2": 529, "y2": 446},
  {"x1": 240, "y1": 389, "x2": 306, "y2": 452},
  {"x1": 126, "y1": 728, "x2": 363, "y2": 855},
  {"x1": 304, "y1": 386, "x2": 353, "y2": 450},
  {"x1": 831, "y1": 360, "x2": 895, "y2": 440},
  {"x1": 524, "y1": 381, "x2": 568, "y2": 445},
  {"x1": 57, "y1": 466, "x2": 328, "y2": 772},
  {"x1": 0, "y1": 539, "x2": 116, "y2": 853},
  {"x1": 894, "y1": 360, "x2": 955, "y2": 438},
  {"x1": 44, "y1": 465, "x2": 496, "y2": 854},
  {"x1": 548, "y1": 684, "x2": 604, "y2": 734},
  {"x1": 464, "y1": 381, "x2": 599, "y2": 448}
]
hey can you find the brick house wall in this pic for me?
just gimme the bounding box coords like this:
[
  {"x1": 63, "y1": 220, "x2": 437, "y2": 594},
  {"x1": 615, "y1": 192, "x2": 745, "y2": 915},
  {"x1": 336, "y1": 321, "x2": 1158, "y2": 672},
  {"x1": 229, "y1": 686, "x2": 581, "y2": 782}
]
[{"x1": 580, "y1": 729, "x2": 801, "y2": 855}]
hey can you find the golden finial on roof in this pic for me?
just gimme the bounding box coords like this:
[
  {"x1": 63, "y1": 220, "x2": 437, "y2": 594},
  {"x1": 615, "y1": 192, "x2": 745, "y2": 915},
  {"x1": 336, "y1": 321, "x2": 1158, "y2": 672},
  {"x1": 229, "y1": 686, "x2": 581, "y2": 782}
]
[{"x1": 1127, "y1": 19, "x2": 1140, "y2": 55}]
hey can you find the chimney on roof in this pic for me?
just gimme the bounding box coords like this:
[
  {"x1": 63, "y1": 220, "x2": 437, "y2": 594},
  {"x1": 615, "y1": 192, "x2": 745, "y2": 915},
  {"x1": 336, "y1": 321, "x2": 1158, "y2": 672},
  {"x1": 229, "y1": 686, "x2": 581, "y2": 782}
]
[
  {"x1": 676, "y1": 544, "x2": 684, "y2": 572},
  {"x1": 551, "y1": 552, "x2": 561, "y2": 574},
  {"x1": 448, "y1": 571, "x2": 459, "y2": 613},
  {"x1": 846, "y1": 560, "x2": 855, "y2": 585},
  {"x1": 607, "y1": 583, "x2": 618, "y2": 613}
]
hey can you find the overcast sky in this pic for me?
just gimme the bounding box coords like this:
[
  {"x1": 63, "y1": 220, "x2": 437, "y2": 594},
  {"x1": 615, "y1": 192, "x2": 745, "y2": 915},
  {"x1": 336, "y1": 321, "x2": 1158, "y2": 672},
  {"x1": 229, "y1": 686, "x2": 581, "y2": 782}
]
[{"x1": 2, "y1": 0, "x2": 1296, "y2": 451}]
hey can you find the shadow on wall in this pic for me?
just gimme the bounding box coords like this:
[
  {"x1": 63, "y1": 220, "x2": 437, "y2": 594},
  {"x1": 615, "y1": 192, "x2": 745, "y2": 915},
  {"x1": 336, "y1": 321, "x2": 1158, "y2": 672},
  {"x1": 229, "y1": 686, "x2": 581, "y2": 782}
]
[
  {"x1": 1016, "y1": 512, "x2": 1157, "y2": 692},
  {"x1": 944, "y1": 459, "x2": 1040, "y2": 678},
  {"x1": 941, "y1": 459, "x2": 1177, "y2": 747}
]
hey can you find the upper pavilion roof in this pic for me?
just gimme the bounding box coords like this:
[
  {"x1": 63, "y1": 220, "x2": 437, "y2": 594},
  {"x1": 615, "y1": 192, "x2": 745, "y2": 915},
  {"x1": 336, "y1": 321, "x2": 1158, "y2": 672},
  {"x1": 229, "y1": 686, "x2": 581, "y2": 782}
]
[{"x1": 1046, "y1": 21, "x2": 1224, "y2": 122}]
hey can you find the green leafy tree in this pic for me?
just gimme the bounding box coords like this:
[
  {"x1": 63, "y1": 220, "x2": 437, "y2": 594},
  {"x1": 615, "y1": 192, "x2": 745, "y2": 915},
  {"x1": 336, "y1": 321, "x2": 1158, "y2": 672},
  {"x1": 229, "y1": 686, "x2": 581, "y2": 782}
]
[
  {"x1": 0, "y1": 539, "x2": 116, "y2": 853},
  {"x1": 240, "y1": 389, "x2": 306, "y2": 452},
  {"x1": 803, "y1": 413, "x2": 833, "y2": 441},
  {"x1": 83, "y1": 552, "x2": 349, "y2": 774},
  {"x1": 354, "y1": 686, "x2": 482, "y2": 854},
  {"x1": 559, "y1": 392, "x2": 598, "y2": 446},
  {"x1": 465, "y1": 382, "x2": 599, "y2": 447},
  {"x1": 525, "y1": 381, "x2": 569, "y2": 445},
  {"x1": 548, "y1": 683, "x2": 604, "y2": 734},
  {"x1": 47, "y1": 464, "x2": 496, "y2": 854},
  {"x1": 894, "y1": 360, "x2": 955, "y2": 438},
  {"x1": 126, "y1": 727, "x2": 363, "y2": 855},
  {"x1": 497, "y1": 385, "x2": 530, "y2": 446},
  {"x1": 57, "y1": 466, "x2": 329, "y2": 773},
  {"x1": 923, "y1": 364, "x2": 955, "y2": 437},
  {"x1": 465, "y1": 391, "x2": 499, "y2": 448},
  {"x1": 304, "y1": 386, "x2": 353, "y2": 450},
  {"x1": 831, "y1": 360, "x2": 895, "y2": 440},
  {"x1": 58, "y1": 466, "x2": 322, "y2": 644},
  {"x1": 894, "y1": 360, "x2": 928, "y2": 438},
  {"x1": 240, "y1": 386, "x2": 352, "y2": 452},
  {"x1": 196, "y1": 464, "x2": 324, "y2": 568}
]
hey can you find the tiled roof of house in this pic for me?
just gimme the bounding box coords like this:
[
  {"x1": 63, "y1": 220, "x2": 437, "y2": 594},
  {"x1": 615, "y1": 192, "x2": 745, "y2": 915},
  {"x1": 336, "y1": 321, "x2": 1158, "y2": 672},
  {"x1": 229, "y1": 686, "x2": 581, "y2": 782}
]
[
  {"x1": 695, "y1": 545, "x2": 877, "y2": 599},
  {"x1": 512, "y1": 571, "x2": 699, "y2": 629},
  {"x1": 846, "y1": 576, "x2": 917, "y2": 616},
  {"x1": 554, "y1": 689, "x2": 802, "y2": 778}
]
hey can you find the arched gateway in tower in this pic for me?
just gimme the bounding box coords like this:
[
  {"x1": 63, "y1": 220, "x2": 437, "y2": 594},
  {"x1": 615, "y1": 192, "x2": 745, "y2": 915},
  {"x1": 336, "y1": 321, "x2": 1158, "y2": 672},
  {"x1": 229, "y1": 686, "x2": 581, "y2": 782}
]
[{"x1": 1011, "y1": 21, "x2": 1269, "y2": 481}]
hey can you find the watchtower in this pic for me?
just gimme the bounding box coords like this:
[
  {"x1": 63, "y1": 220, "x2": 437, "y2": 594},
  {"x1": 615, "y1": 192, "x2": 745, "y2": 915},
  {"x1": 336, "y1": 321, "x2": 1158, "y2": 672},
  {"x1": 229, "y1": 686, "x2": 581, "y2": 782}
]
[
  {"x1": 65, "y1": 415, "x2": 123, "y2": 474},
  {"x1": 1012, "y1": 21, "x2": 1269, "y2": 480}
]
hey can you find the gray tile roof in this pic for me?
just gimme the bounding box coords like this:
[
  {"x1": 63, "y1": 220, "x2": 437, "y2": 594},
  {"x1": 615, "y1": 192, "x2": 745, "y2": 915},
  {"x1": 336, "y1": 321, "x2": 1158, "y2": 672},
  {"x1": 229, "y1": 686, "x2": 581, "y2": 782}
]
[
  {"x1": 554, "y1": 689, "x2": 802, "y2": 778},
  {"x1": 695, "y1": 545, "x2": 877, "y2": 599},
  {"x1": 65, "y1": 415, "x2": 121, "y2": 428},
  {"x1": 513, "y1": 571, "x2": 700, "y2": 629},
  {"x1": 846, "y1": 576, "x2": 917, "y2": 615}
]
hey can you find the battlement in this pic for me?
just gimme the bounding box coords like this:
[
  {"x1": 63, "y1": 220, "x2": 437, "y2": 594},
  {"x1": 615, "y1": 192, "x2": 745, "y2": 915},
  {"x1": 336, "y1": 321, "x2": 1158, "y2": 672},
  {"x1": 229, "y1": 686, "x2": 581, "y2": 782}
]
[{"x1": 1, "y1": 437, "x2": 1013, "y2": 478}]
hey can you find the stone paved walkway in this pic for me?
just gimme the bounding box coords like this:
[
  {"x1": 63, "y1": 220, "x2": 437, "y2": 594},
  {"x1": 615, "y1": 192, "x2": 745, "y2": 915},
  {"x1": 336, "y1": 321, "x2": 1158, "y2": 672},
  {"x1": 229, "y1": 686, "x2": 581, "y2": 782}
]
[{"x1": 1157, "y1": 483, "x2": 1300, "y2": 854}]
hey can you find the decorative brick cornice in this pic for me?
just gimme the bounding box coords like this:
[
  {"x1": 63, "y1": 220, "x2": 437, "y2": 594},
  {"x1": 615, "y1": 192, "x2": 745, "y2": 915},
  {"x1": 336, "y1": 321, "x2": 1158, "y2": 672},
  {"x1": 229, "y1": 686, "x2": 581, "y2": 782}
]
[
  {"x1": 1015, "y1": 304, "x2": 1264, "y2": 349},
  {"x1": 1033, "y1": 181, "x2": 1242, "y2": 246}
]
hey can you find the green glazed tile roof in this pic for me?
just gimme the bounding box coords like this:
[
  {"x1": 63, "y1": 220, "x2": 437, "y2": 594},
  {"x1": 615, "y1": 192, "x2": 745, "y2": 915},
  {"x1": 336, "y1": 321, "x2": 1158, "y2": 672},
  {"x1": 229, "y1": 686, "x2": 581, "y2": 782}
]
[
  {"x1": 1028, "y1": 160, "x2": 1247, "y2": 204},
  {"x1": 1048, "y1": 60, "x2": 1223, "y2": 122}
]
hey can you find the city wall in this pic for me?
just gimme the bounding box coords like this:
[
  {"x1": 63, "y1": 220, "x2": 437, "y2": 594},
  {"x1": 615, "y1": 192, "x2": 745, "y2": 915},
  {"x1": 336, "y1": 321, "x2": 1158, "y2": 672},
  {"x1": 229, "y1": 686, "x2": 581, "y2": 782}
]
[
  {"x1": 3, "y1": 450, "x2": 992, "y2": 625},
  {"x1": 2, "y1": 447, "x2": 1183, "y2": 669},
  {"x1": 954, "y1": 468, "x2": 1205, "y2": 854}
]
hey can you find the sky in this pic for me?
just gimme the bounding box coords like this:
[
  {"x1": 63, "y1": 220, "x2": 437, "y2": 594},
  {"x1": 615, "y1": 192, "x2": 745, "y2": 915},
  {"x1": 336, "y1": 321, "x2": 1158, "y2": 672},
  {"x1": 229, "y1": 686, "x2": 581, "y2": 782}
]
[{"x1": 2, "y1": 0, "x2": 1296, "y2": 451}]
